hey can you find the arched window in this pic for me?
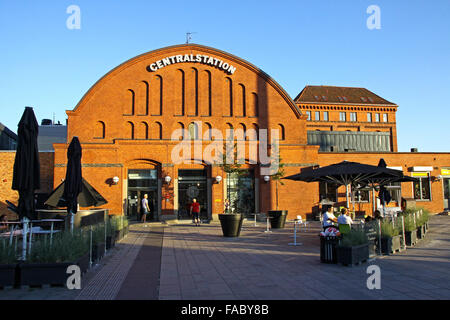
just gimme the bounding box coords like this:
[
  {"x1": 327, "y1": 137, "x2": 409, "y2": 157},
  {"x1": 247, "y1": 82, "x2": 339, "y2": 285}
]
[
  {"x1": 124, "y1": 89, "x2": 135, "y2": 115},
  {"x1": 188, "y1": 122, "x2": 199, "y2": 140},
  {"x1": 226, "y1": 123, "x2": 233, "y2": 140},
  {"x1": 278, "y1": 124, "x2": 285, "y2": 140},
  {"x1": 140, "y1": 122, "x2": 148, "y2": 139},
  {"x1": 224, "y1": 77, "x2": 233, "y2": 116},
  {"x1": 126, "y1": 121, "x2": 134, "y2": 139},
  {"x1": 151, "y1": 122, "x2": 162, "y2": 140},
  {"x1": 249, "y1": 93, "x2": 259, "y2": 117},
  {"x1": 238, "y1": 123, "x2": 246, "y2": 140},
  {"x1": 95, "y1": 121, "x2": 105, "y2": 139},
  {"x1": 204, "y1": 122, "x2": 212, "y2": 140}
]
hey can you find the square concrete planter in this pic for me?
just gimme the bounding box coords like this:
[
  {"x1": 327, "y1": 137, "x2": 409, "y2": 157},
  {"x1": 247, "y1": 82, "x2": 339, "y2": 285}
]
[
  {"x1": 106, "y1": 235, "x2": 115, "y2": 250},
  {"x1": 77, "y1": 252, "x2": 90, "y2": 274},
  {"x1": 336, "y1": 244, "x2": 369, "y2": 266},
  {"x1": 405, "y1": 230, "x2": 418, "y2": 246},
  {"x1": 417, "y1": 225, "x2": 425, "y2": 239},
  {"x1": 381, "y1": 235, "x2": 402, "y2": 255}
]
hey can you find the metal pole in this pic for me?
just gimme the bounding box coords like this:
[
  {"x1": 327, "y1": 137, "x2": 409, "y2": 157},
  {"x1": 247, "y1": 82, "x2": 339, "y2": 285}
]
[
  {"x1": 89, "y1": 225, "x2": 93, "y2": 268},
  {"x1": 50, "y1": 222, "x2": 54, "y2": 246},
  {"x1": 28, "y1": 222, "x2": 33, "y2": 254},
  {"x1": 264, "y1": 217, "x2": 272, "y2": 233},
  {"x1": 104, "y1": 220, "x2": 107, "y2": 253},
  {"x1": 378, "y1": 219, "x2": 382, "y2": 256},
  {"x1": 401, "y1": 215, "x2": 406, "y2": 250},
  {"x1": 9, "y1": 225, "x2": 14, "y2": 246},
  {"x1": 22, "y1": 217, "x2": 29, "y2": 261}
]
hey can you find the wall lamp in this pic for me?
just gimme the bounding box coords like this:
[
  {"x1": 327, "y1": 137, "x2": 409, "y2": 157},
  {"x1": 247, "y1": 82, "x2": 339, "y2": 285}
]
[
  {"x1": 164, "y1": 175, "x2": 172, "y2": 184},
  {"x1": 112, "y1": 176, "x2": 120, "y2": 185},
  {"x1": 215, "y1": 175, "x2": 222, "y2": 184},
  {"x1": 263, "y1": 175, "x2": 270, "y2": 183}
]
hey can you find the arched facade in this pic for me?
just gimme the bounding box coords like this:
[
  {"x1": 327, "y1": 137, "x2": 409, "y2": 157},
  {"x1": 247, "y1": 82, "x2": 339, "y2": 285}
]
[{"x1": 54, "y1": 44, "x2": 318, "y2": 219}]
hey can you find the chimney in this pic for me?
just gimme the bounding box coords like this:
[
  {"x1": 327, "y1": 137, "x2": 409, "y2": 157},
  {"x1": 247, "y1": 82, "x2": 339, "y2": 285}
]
[{"x1": 411, "y1": 148, "x2": 418, "y2": 153}]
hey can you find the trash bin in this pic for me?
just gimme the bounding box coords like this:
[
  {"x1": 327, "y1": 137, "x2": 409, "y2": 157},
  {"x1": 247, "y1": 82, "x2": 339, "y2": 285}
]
[
  {"x1": 268, "y1": 210, "x2": 288, "y2": 229},
  {"x1": 320, "y1": 236, "x2": 340, "y2": 263}
]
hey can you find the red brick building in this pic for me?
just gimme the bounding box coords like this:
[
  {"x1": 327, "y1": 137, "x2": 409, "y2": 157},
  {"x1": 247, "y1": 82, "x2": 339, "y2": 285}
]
[{"x1": 1, "y1": 44, "x2": 450, "y2": 220}]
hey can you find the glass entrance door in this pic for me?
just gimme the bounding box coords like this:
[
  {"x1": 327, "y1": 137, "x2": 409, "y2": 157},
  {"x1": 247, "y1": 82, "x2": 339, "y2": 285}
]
[
  {"x1": 444, "y1": 178, "x2": 450, "y2": 211},
  {"x1": 127, "y1": 169, "x2": 158, "y2": 221},
  {"x1": 177, "y1": 169, "x2": 208, "y2": 221}
]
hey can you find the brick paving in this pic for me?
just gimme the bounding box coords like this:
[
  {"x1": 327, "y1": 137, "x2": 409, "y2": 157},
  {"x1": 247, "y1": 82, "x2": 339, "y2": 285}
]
[{"x1": 0, "y1": 215, "x2": 449, "y2": 300}]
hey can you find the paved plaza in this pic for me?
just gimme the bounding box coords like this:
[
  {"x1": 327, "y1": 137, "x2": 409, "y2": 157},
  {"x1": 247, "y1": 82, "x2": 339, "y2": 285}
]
[{"x1": 1, "y1": 215, "x2": 449, "y2": 300}]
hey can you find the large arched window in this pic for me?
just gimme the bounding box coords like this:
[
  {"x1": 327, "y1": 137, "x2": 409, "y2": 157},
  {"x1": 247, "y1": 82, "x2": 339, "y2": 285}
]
[{"x1": 224, "y1": 77, "x2": 233, "y2": 116}]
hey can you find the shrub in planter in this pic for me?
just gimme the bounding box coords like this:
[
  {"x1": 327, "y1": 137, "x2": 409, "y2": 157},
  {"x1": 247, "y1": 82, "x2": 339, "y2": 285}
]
[
  {"x1": 21, "y1": 230, "x2": 89, "y2": 286},
  {"x1": 380, "y1": 220, "x2": 402, "y2": 255},
  {"x1": 0, "y1": 239, "x2": 18, "y2": 288},
  {"x1": 404, "y1": 214, "x2": 417, "y2": 246},
  {"x1": 336, "y1": 230, "x2": 369, "y2": 266}
]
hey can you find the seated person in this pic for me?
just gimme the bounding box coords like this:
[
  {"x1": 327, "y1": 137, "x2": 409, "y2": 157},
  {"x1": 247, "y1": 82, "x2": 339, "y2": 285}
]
[
  {"x1": 0, "y1": 215, "x2": 8, "y2": 233},
  {"x1": 337, "y1": 208, "x2": 353, "y2": 225},
  {"x1": 374, "y1": 210, "x2": 383, "y2": 221},
  {"x1": 322, "y1": 206, "x2": 338, "y2": 231}
]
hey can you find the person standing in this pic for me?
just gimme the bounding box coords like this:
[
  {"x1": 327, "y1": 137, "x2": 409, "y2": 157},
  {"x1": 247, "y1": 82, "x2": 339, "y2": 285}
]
[
  {"x1": 141, "y1": 194, "x2": 150, "y2": 226},
  {"x1": 224, "y1": 199, "x2": 230, "y2": 213},
  {"x1": 190, "y1": 198, "x2": 201, "y2": 226}
]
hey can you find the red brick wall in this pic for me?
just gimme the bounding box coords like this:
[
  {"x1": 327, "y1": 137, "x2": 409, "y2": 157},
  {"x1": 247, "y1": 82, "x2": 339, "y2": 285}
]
[{"x1": 0, "y1": 151, "x2": 54, "y2": 219}]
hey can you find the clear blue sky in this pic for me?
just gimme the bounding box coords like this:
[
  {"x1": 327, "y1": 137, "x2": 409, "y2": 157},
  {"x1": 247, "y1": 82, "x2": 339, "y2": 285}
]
[{"x1": 1, "y1": 0, "x2": 449, "y2": 152}]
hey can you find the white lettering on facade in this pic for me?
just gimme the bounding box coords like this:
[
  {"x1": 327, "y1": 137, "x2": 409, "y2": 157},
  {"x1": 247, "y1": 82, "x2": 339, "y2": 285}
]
[{"x1": 148, "y1": 53, "x2": 237, "y2": 74}]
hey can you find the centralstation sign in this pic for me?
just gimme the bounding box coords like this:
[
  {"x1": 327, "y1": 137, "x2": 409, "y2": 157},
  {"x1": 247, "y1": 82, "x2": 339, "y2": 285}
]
[{"x1": 147, "y1": 53, "x2": 237, "y2": 74}]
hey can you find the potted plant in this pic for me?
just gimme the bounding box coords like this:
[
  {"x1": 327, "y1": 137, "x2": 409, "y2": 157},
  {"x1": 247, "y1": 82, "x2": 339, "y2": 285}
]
[
  {"x1": 19, "y1": 229, "x2": 89, "y2": 287},
  {"x1": 336, "y1": 229, "x2": 369, "y2": 266},
  {"x1": 380, "y1": 220, "x2": 401, "y2": 255},
  {"x1": 217, "y1": 144, "x2": 245, "y2": 237},
  {"x1": 0, "y1": 239, "x2": 18, "y2": 288},
  {"x1": 404, "y1": 213, "x2": 417, "y2": 246},
  {"x1": 267, "y1": 155, "x2": 288, "y2": 229}
]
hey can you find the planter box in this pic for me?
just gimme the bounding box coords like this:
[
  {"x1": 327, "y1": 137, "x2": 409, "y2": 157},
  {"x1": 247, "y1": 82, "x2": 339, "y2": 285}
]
[
  {"x1": 336, "y1": 243, "x2": 369, "y2": 266},
  {"x1": 19, "y1": 263, "x2": 72, "y2": 287},
  {"x1": 218, "y1": 214, "x2": 243, "y2": 237},
  {"x1": 417, "y1": 225, "x2": 425, "y2": 239},
  {"x1": 381, "y1": 235, "x2": 402, "y2": 255},
  {"x1": 106, "y1": 235, "x2": 115, "y2": 250},
  {"x1": 92, "y1": 242, "x2": 105, "y2": 262},
  {"x1": 0, "y1": 264, "x2": 17, "y2": 288},
  {"x1": 76, "y1": 252, "x2": 90, "y2": 274},
  {"x1": 268, "y1": 210, "x2": 288, "y2": 229},
  {"x1": 114, "y1": 229, "x2": 124, "y2": 242},
  {"x1": 405, "y1": 230, "x2": 418, "y2": 246}
]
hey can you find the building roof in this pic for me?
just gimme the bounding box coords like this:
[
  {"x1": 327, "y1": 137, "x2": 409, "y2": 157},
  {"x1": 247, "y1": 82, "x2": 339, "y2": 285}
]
[
  {"x1": 38, "y1": 125, "x2": 67, "y2": 151},
  {"x1": 294, "y1": 86, "x2": 397, "y2": 106}
]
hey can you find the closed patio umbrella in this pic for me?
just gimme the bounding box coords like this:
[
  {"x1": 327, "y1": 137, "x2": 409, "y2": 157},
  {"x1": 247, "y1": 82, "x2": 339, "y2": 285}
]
[
  {"x1": 12, "y1": 107, "x2": 40, "y2": 260},
  {"x1": 62, "y1": 137, "x2": 82, "y2": 232}
]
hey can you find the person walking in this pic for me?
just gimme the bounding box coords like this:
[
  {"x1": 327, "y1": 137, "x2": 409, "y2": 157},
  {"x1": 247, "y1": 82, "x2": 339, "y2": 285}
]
[
  {"x1": 190, "y1": 198, "x2": 201, "y2": 226},
  {"x1": 141, "y1": 194, "x2": 150, "y2": 226}
]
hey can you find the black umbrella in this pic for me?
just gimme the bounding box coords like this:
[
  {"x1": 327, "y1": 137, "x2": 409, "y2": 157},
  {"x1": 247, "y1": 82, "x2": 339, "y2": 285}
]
[
  {"x1": 45, "y1": 178, "x2": 108, "y2": 208},
  {"x1": 377, "y1": 158, "x2": 392, "y2": 206},
  {"x1": 62, "y1": 137, "x2": 82, "y2": 215},
  {"x1": 283, "y1": 161, "x2": 409, "y2": 208},
  {"x1": 12, "y1": 107, "x2": 40, "y2": 220},
  {"x1": 11, "y1": 107, "x2": 40, "y2": 260}
]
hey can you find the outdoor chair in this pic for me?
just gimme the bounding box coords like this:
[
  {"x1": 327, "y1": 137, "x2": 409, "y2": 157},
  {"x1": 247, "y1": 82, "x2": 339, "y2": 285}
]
[{"x1": 295, "y1": 215, "x2": 309, "y2": 232}]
